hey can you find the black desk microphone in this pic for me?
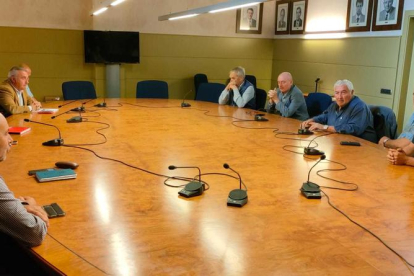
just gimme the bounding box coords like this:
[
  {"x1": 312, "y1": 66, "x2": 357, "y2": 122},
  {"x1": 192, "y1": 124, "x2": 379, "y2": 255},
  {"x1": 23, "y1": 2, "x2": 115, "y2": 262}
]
[
  {"x1": 181, "y1": 90, "x2": 192, "y2": 108},
  {"x1": 58, "y1": 100, "x2": 79, "y2": 108},
  {"x1": 23, "y1": 119, "x2": 64, "y2": 146},
  {"x1": 304, "y1": 132, "x2": 335, "y2": 155},
  {"x1": 301, "y1": 155, "x2": 326, "y2": 199},
  {"x1": 168, "y1": 165, "x2": 204, "y2": 198},
  {"x1": 223, "y1": 163, "x2": 248, "y2": 207}
]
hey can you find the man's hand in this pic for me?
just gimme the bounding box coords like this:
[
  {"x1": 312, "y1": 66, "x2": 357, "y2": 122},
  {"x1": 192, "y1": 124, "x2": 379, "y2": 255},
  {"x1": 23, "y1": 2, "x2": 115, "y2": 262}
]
[
  {"x1": 18, "y1": 196, "x2": 50, "y2": 227},
  {"x1": 301, "y1": 119, "x2": 314, "y2": 129},
  {"x1": 307, "y1": 122, "x2": 325, "y2": 131},
  {"x1": 225, "y1": 81, "x2": 237, "y2": 91},
  {"x1": 267, "y1": 89, "x2": 279, "y2": 104},
  {"x1": 32, "y1": 98, "x2": 42, "y2": 109},
  {"x1": 387, "y1": 148, "x2": 408, "y2": 166}
]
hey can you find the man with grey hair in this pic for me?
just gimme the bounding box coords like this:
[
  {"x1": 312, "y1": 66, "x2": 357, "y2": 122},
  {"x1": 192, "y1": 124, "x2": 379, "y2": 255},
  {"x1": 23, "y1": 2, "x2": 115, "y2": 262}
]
[
  {"x1": 379, "y1": 0, "x2": 396, "y2": 21},
  {"x1": 301, "y1": 79, "x2": 376, "y2": 142},
  {"x1": 219, "y1": 66, "x2": 256, "y2": 109},
  {"x1": 267, "y1": 72, "x2": 308, "y2": 121},
  {"x1": 0, "y1": 66, "x2": 41, "y2": 117},
  {"x1": 19, "y1": 63, "x2": 41, "y2": 107}
]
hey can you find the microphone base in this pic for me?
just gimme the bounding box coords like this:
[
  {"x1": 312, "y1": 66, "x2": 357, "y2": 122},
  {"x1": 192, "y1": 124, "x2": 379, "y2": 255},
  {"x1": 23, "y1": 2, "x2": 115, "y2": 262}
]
[
  {"x1": 178, "y1": 181, "x2": 204, "y2": 198},
  {"x1": 94, "y1": 102, "x2": 107, "y2": 107},
  {"x1": 66, "y1": 116, "x2": 82, "y2": 123},
  {"x1": 304, "y1": 147, "x2": 324, "y2": 155},
  {"x1": 301, "y1": 182, "x2": 321, "y2": 199},
  {"x1": 227, "y1": 189, "x2": 248, "y2": 207},
  {"x1": 255, "y1": 115, "x2": 268, "y2": 121},
  {"x1": 70, "y1": 107, "x2": 85, "y2": 112},
  {"x1": 298, "y1": 129, "x2": 314, "y2": 135},
  {"x1": 181, "y1": 103, "x2": 191, "y2": 108},
  {"x1": 42, "y1": 139, "x2": 64, "y2": 147}
]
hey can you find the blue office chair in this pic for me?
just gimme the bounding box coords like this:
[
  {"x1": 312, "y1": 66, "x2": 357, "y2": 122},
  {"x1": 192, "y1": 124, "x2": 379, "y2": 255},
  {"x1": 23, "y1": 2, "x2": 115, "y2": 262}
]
[
  {"x1": 255, "y1": 88, "x2": 267, "y2": 110},
  {"x1": 194, "y1": 74, "x2": 208, "y2": 99},
  {"x1": 245, "y1": 75, "x2": 257, "y2": 89},
  {"x1": 136, "y1": 80, "x2": 169, "y2": 99},
  {"x1": 305, "y1": 92, "x2": 333, "y2": 118},
  {"x1": 195, "y1": 83, "x2": 225, "y2": 103},
  {"x1": 62, "y1": 81, "x2": 97, "y2": 100},
  {"x1": 369, "y1": 105, "x2": 397, "y2": 142}
]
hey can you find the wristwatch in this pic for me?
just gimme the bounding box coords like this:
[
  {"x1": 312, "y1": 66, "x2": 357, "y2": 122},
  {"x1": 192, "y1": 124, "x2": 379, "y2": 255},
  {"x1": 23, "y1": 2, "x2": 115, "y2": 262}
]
[
  {"x1": 383, "y1": 138, "x2": 390, "y2": 147},
  {"x1": 323, "y1": 125, "x2": 329, "y2": 130}
]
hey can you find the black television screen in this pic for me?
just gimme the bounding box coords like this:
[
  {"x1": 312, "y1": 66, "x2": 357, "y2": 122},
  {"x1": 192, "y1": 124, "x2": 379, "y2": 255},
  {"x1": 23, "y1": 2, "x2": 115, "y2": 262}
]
[{"x1": 84, "y1": 30, "x2": 140, "y2": 64}]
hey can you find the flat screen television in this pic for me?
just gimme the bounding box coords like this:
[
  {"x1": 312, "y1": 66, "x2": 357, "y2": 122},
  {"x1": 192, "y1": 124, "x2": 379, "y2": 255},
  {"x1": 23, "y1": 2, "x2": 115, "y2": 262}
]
[{"x1": 84, "y1": 30, "x2": 140, "y2": 64}]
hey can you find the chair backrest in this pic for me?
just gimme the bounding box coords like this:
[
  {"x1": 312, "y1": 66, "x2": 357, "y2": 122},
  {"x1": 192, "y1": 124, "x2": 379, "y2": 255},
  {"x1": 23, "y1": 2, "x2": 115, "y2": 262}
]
[
  {"x1": 255, "y1": 88, "x2": 267, "y2": 110},
  {"x1": 369, "y1": 105, "x2": 398, "y2": 142},
  {"x1": 136, "y1": 80, "x2": 169, "y2": 99},
  {"x1": 245, "y1": 75, "x2": 257, "y2": 89},
  {"x1": 194, "y1": 74, "x2": 208, "y2": 99},
  {"x1": 305, "y1": 92, "x2": 333, "y2": 118},
  {"x1": 195, "y1": 83, "x2": 226, "y2": 103},
  {"x1": 62, "y1": 81, "x2": 97, "y2": 100}
]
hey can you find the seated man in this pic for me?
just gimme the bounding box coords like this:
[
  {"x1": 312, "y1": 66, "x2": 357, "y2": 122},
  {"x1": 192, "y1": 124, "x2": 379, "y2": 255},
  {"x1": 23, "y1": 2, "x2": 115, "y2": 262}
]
[
  {"x1": 0, "y1": 66, "x2": 41, "y2": 117},
  {"x1": 0, "y1": 113, "x2": 48, "y2": 248},
  {"x1": 218, "y1": 66, "x2": 256, "y2": 109},
  {"x1": 379, "y1": 91, "x2": 414, "y2": 149},
  {"x1": 267, "y1": 72, "x2": 309, "y2": 121},
  {"x1": 301, "y1": 79, "x2": 376, "y2": 143},
  {"x1": 20, "y1": 63, "x2": 42, "y2": 108},
  {"x1": 387, "y1": 142, "x2": 414, "y2": 167}
]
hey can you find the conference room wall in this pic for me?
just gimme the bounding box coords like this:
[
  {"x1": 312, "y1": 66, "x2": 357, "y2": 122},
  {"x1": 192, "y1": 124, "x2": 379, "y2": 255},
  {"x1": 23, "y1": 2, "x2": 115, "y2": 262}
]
[
  {"x1": 120, "y1": 33, "x2": 274, "y2": 99},
  {"x1": 271, "y1": 37, "x2": 399, "y2": 108},
  {"x1": 0, "y1": 27, "x2": 98, "y2": 101}
]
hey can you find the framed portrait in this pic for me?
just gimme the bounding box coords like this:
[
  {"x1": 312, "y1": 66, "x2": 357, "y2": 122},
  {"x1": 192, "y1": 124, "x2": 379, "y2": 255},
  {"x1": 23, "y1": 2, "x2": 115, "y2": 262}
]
[
  {"x1": 346, "y1": 0, "x2": 373, "y2": 32},
  {"x1": 236, "y1": 3, "x2": 264, "y2": 34},
  {"x1": 290, "y1": 0, "x2": 308, "y2": 35},
  {"x1": 275, "y1": 0, "x2": 291, "y2": 35},
  {"x1": 372, "y1": 0, "x2": 404, "y2": 31}
]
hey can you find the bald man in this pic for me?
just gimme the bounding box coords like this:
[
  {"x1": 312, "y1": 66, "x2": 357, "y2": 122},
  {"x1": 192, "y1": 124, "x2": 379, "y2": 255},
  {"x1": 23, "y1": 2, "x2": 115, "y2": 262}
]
[{"x1": 267, "y1": 72, "x2": 309, "y2": 121}]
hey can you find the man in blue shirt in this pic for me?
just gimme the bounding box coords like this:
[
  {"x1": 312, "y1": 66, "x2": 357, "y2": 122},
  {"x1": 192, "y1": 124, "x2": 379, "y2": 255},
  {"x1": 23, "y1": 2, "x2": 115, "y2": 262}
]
[
  {"x1": 267, "y1": 72, "x2": 308, "y2": 121},
  {"x1": 219, "y1": 66, "x2": 255, "y2": 109},
  {"x1": 301, "y1": 79, "x2": 376, "y2": 142}
]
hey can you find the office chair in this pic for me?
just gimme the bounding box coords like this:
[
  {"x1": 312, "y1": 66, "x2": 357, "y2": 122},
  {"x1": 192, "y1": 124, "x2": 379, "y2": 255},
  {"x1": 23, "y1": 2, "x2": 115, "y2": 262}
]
[
  {"x1": 255, "y1": 88, "x2": 267, "y2": 110},
  {"x1": 194, "y1": 74, "x2": 208, "y2": 99},
  {"x1": 245, "y1": 75, "x2": 257, "y2": 88},
  {"x1": 136, "y1": 80, "x2": 169, "y2": 99},
  {"x1": 305, "y1": 92, "x2": 333, "y2": 118},
  {"x1": 62, "y1": 81, "x2": 97, "y2": 100},
  {"x1": 369, "y1": 105, "x2": 397, "y2": 142},
  {"x1": 195, "y1": 83, "x2": 225, "y2": 103}
]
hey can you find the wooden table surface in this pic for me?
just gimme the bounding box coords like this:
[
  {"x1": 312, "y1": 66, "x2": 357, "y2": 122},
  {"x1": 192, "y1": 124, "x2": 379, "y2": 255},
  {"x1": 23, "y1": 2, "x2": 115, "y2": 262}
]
[{"x1": 3, "y1": 99, "x2": 414, "y2": 275}]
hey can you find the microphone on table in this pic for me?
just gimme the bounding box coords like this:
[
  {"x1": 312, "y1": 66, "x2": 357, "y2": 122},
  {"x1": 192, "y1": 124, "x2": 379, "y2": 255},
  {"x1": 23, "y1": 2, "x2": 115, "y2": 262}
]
[
  {"x1": 304, "y1": 131, "x2": 336, "y2": 155},
  {"x1": 51, "y1": 109, "x2": 74, "y2": 119},
  {"x1": 300, "y1": 154, "x2": 326, "y2": 199},
  {"x1": 95, "y1": 96, "x2": 107, "y2": 107},
  {"x1": 223, "y1": 163, "x2": 248, "y2": 207},
  {"x1": 23, "y1": 119, "x2": 64, "y2": 146},
  {"x1": 70, "y1": 99, "x2": 93, "y2": 112},
  {"x1": 58, "y1": 100, "x2": 79, "y2": 108},
  {"x1": 168, "y1": 165, "x2": 204, "y2": 198},
  {"x1": 181, "y1": 90, "x2": 192, "y2": 108}
]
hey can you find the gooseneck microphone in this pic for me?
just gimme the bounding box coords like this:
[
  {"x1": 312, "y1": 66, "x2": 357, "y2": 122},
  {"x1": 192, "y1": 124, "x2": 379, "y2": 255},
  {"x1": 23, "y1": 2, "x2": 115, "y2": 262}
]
[
  {"x1": 301, "y1": 155, "x2": 326, "y2": 199},
  {"x1": 304, "y1": 132, "x2": 335, "y2": 155},
  {"x1": 315, "y1": 77, "x2": 320, "y2": 92},
  {"x1": 58, "y1": 100, "x2": 78, "y2": 108},
  {"x1": 95, "y1": 96, "x2": 107, "y2": 107},
  {"x1": 223, "y1": 163, "x2": 248, "y2": 207},
  {"x1": 168, "y1": 165, "x2": 203, "y2": 198},
  {"x1": 23, "y1": 119, "x2": 64, "y2": 146},
  {"x1": 181, "y1": 90, "x2": 192, "y2": 108},
  {"x1": 70, "y1": 99, "x2": 93, "y2": 112},
  {"x1": 51, "y1": 109, "x2": 73, "y2": 119}
]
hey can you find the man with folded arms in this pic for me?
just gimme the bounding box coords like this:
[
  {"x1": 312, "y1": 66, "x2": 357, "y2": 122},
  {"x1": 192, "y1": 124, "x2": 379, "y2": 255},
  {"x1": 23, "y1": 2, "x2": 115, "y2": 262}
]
[
  {"x1": 0, "y1": 66, "x2": 41, "y2": 117},
  {"x1": 301, "y1": 79, "x2": 376, "y2": 142}
]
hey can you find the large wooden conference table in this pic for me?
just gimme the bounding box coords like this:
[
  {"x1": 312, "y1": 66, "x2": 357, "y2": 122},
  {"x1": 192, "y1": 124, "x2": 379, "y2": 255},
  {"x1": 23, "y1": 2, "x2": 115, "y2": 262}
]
[{"x1": 3, "y1": 99, "x2": 414, "y2": 275}]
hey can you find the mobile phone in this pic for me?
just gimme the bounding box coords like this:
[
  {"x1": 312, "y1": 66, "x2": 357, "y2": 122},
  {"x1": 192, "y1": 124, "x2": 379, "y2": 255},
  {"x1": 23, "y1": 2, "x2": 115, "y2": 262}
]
[
  {"x1": 340, "y1": 141, "x2": 361, "y2": 146},
  {"x1": 50, "y1": 203, "x2": 66, "y2": 217},
  {"x1": 43, "y1": 205, "x2": 58, "y2": 218}
]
